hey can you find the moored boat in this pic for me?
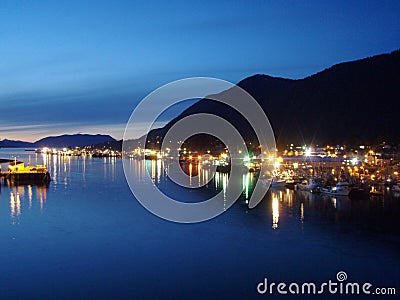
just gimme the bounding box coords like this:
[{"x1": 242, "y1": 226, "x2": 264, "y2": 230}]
[
  {"x1": 392, "y1": 183, "x2": 400, "y2": 193},
  {"x1": 285, "y1": 177, "x2": 303, "y2": 189},
  {"x1": 296, "y1": 178, "x2": 323, "y2": 193},
  {"x1": 270, "y1": 178, "x2": 286, "y2": 188},
  {"x1": 320, "y1": 181, "x2": 351, "y2": 196},
  {"x1": 370, "y1": 185, "x2": 384, "y2": 196},
  {"x1": 1, "y1": 161, "x2": 51, "y2": 185}
]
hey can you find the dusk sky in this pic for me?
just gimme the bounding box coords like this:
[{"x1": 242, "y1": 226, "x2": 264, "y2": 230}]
[{"x1": 1, "y1": 0, "x2": 399, "y2": 142}]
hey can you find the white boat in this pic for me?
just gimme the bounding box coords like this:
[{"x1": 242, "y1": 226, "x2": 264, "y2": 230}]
[
  {"x1": 297, "y1": 178, "x2": 323, "y2": 192},
  {"x1": 320, "y1": 181, "x2": 351, "y2": 196},
  {"x1": 270, "y1": 178, "x2": 286, "y2": 188},
  {"x1": 392, "y1": 184, "x2": 400, "y2": 192}
]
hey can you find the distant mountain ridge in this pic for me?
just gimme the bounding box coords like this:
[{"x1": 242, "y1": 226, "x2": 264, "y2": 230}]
[
  {"x1": 0, "y1": 139, "x2": 34, "y2": 148},
  {"x1": 0, "y1": 134, "x2": 116, "y2": 148},
  {"x1": 141, "y1": 49, "x2": 400, "y2": 148},
  {"x1": 34, "y1": 134, "x2": 116, "y2": 148},
  {"x1": 3, "y1": 50, "x2": 400, "y2": 151}
]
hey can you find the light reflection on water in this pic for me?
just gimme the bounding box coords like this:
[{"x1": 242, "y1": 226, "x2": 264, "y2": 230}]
[
  {"x1": 0, "y1": 150, "x2": 399, "y2": 299},
  {"x1": 7, "y1": 185, "x2": 48, "y2": 222},
  {"x1": 0, "y1": 154, "x2": 399, "y2": 236},
  {"x1": 127, "y1": 160, "x2": 365, "y2": 231},
  {"x1": 272, "y1": 193, "x2": 279, "y2": 229}
]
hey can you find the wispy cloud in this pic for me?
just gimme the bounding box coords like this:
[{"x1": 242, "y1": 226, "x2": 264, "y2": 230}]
[{"x1": 0, "y1": 121, "x2": 127, "y2": 142}]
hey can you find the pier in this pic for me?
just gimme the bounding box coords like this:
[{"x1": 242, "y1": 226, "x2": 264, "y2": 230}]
[
  {"x1": 0, "y1": 171, "x2": 51, "y2": 185},
  {"x1": 0, "y1": 159, "x2": 51, "y2": 185}
]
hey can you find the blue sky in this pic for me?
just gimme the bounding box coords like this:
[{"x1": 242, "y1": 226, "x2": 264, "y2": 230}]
[{"x1": 0, "y1": 0, "x2": 399, "y2": 141}]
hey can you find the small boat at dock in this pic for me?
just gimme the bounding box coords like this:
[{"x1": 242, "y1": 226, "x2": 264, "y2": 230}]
[
  {"x1": 1, "y1": 161, "x2": 51, "y2": 185},
  {"x1": 370, "y1": 185, "x2": 384, "y2": 196},
  {"x1": 391, "y1": 183, "x2": 400, "y2": 193},
  {"x1": 285, "y1": 177, "x2": 303, "y2": 189},
  {"x1": 270, "y1": 178, "x2": 286, "y2": 188},
  {"x1": 296, "y1": 178, "x2": 323, "y2": 193},
  {"x1": 320, "y1": 181, "x2": 351, "y2": 196}
]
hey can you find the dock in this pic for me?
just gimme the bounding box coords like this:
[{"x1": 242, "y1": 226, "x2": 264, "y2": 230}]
[
  {"x1": 0, "y1": 159, "x2": 51, "y2": 185},
  {"x1": 0, "y1": 171, "x2": 51, "y2": 185}
]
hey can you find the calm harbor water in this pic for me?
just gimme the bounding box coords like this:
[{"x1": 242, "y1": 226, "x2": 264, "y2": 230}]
[{"x1": 0, "y1": 149, "x2": 399, "y2": 299}]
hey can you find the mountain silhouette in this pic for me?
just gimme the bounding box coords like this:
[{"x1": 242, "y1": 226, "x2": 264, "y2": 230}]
[
  {"x1": 0, "y1": 139, "x2": 33, "y2": 148},
  {"x1": 34, "y1": 134, "x2": 116, "y2": 148},
  {"x1": 0, "y1": 134, "x2": 116, "y2": 148},
  {"x1": 143, "y1": 50, "x2": 400, "y2": 149}
]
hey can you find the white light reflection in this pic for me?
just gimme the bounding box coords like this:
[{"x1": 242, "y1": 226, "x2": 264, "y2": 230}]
[
  {"x1": 103, "y1": 157, "x2": 107, "y2": 179},
  {"x1": 10, "y1": 192, "x2": 15, "y2": 218},
  {"x1": 9, "y1": 185, "x2": 48, "y2": 218},
  {"x1": 285, "y1": 188, "x2": 293, "y2": 208},
  {"x1": 151, "y1": 160, "x2": 156, "y2": 181},
  {"x1": 28, "y1": 185, "x2": 33, "y2": 208},
  {"x1": 331, "y1": 197, "x2": 337, "y2": 209},
  {"x1": 222, "y1": 173, "x2": 228, "y2": 210},
  {"x1": 215, "y1": 169, "x2": 219, "y2": 189},
  {"x1": 82, "y1": 156, "x2": 86, "y2": 182},
  {"x1": 197, "y1": 163, "x2": 201, "y2": 187},
  {"x1": 213, "y1": 172, "x2": 229, "y2": 210},
  {"x1": 272, "y1": 194, "x2": 279, "y2": 229},
  {"x1": 243, "y1": 172, "x2": 251, "y2": 203},
  {"x1": 16, "y1": 193, "x2": 21, "y2": 216},
  {"x1": 189, "y1": 163, "x2": 193, "y2": 186},
  {"x1": 156, "y1": 159, "x2": 162, "y2": 184}
]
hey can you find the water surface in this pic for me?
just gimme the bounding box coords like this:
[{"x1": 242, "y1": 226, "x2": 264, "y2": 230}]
[{"x1": 0, "y1": 149, "x2": 398, "y2": 299}]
